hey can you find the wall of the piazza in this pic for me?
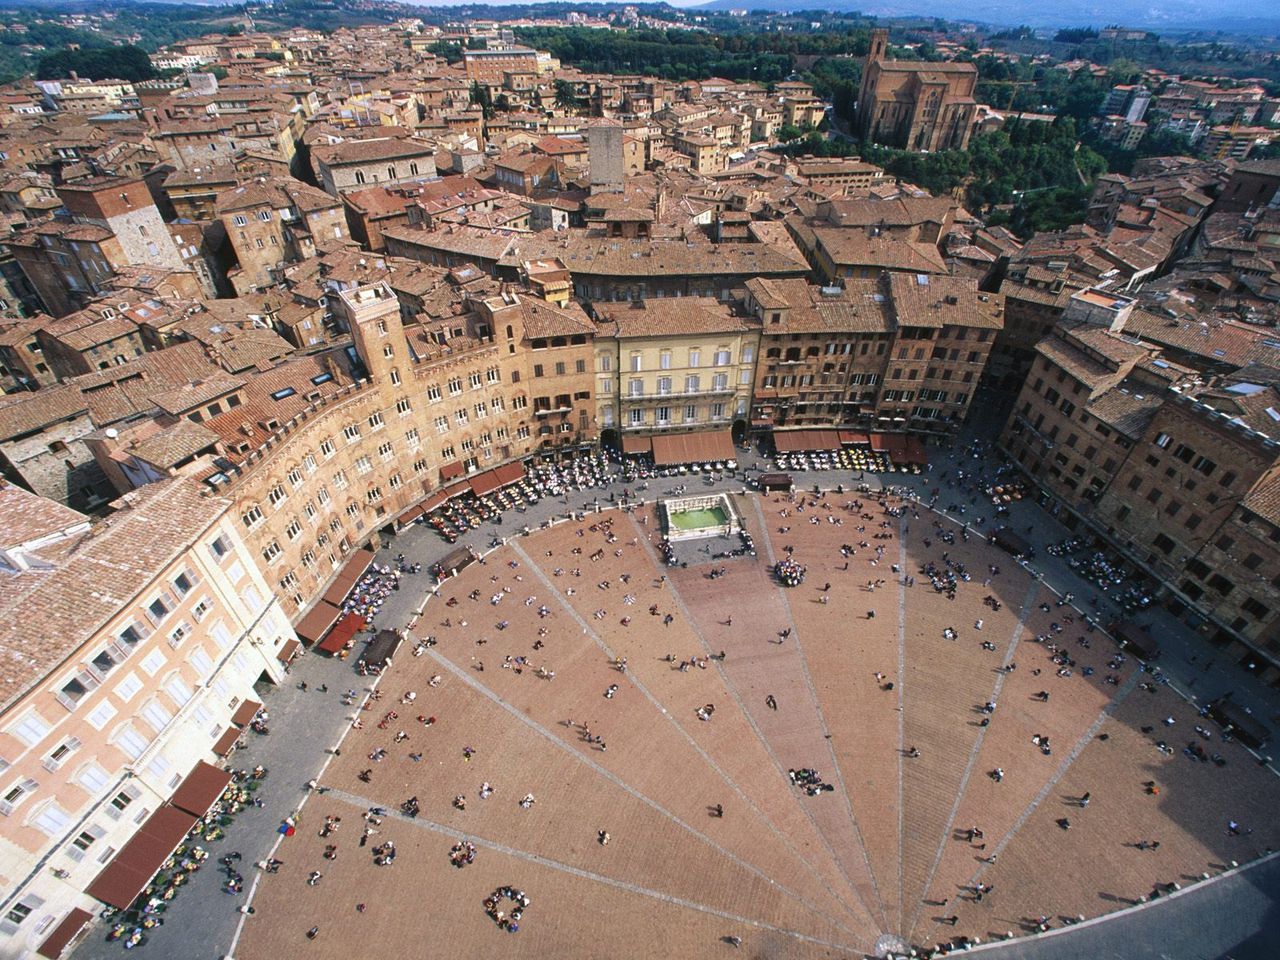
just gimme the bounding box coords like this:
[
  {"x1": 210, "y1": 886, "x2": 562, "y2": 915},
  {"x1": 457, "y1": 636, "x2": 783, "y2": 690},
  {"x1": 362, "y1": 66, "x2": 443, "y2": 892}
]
[
  {"x1": 223, "y1": 298, "x2": 596, "y2": 621},
  {"x1": 0, "y1": 513, "x2": 291, "y2": 957}
]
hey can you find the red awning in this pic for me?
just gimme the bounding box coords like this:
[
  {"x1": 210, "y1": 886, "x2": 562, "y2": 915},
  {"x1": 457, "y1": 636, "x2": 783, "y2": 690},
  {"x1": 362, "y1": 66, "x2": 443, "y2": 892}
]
[
  {"x1": 396, "y1": 503, "x2": 425, "y2": 526},
  {"x1": 212, "y1": 727, "x2": 241, "y2": 758},
  {"x1": 493, "y1": 460, "x2": 525, "y2": 486},
  {"x1": 650, "y1": 429, "x2": 735, "y2": 466},
  {"x1": 904, "y1": 436, "x2": 928, "y2": 466},
  {"x1": 87, "y1": 806, "x2": 198, "y2": 910},
  {"x1": 293, "y1": 600, "x2": 342, "y2": 645},
  {"x1": 230, "y1": 699, "x2": 262, "y2": 727},
  {"x1": 317, "y1": 613, "x2": 366, "y2": 654},
  {"x1": 469, "y1": 469, "x2": 504, "y2": 497},
  {"x1": 869, "y1": 432, "x2": 890, "y2": 452},
  {"x1": 37, "y1": 908, "x2": 93, "y2": 959},
  {"x1": 773, "y1": 429, "x2": 840, "y2": 452},
  {"x1": 838, "y1": 430, "x2": 870, "y2": 445},
  {"x1": 277, "y1": 638, "x2": 301, "y2": 663},
  {"x1": 621, "y1": 434, "x2": 652, "y2": 455},
  {"x1": 321, "y1": 547, "x2": 376, "y2": 605},
  {"x1": 169, "y1": 761, "x2": 232, "y2": 818},
  {"x1": 439, "y1": 460, "x2": 464, "y2": 483}
]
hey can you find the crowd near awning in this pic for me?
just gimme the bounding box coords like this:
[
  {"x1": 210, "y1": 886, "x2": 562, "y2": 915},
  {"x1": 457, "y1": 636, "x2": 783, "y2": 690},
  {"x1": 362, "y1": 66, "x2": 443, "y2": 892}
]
[
  {"x1": 650, "y1": 429, "x2": 735, "y2": 466},
  {"x1": 37, "y1": 908, "x2": 94, "y2": 959},
  {"x1": 773, "y1": 429, "x2": 841, "y2": 452},
  {"x1": 168, "y1": 761, "x2": 232, "y2": 818},
  {"x1": 87, "y1": 806, "x2": 198, "y2": 911}
]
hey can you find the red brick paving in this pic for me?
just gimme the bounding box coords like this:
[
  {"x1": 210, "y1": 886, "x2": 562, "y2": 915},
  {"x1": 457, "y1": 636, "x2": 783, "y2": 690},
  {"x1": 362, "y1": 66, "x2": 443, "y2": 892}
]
[{"x1": 235, "y1": 492, "x2": 1280, "y2": 960}]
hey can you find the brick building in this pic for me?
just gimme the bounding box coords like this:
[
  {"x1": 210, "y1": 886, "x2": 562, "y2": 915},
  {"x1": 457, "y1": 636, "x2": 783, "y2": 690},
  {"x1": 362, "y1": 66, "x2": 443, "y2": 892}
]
[
  {"x1": 854, "y1": 29, "x2": 979, "y2": 152},
  {"x1": 215, "y1": 178, "x2": 347, "y2": 294},
  {"x1": 312, "y1": 138, "x2": 437, "y2": 196},
  {"x1": 745, "y1": 273, "x2": 1002, "y2": 438}
]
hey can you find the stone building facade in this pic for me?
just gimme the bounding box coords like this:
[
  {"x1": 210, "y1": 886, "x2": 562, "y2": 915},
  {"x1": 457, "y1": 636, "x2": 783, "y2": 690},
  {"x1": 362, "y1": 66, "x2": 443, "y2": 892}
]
[{"x1": 0, "y1": 480, "x2": 294, "y2": 959}]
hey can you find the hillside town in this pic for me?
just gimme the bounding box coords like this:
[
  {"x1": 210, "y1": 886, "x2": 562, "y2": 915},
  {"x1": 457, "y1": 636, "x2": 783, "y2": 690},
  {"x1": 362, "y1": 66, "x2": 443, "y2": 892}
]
[{"x1": 0, "y1": 9, "x2": 1278, "y2": 959}]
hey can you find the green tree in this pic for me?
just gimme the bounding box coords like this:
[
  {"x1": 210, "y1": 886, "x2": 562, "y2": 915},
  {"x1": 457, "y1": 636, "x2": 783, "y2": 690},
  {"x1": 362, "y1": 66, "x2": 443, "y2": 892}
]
[
  {"x1": 470, "y1": 81, "x2": 494, "y2": 120},
  {"x1": 553, "y1": 79, "x2": 581, "y2": 113}
]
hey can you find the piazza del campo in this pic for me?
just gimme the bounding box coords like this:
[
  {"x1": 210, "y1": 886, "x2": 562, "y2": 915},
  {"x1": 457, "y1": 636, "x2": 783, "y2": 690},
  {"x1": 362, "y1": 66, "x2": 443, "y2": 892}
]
[{"x1": 0, "y1": 3, "x2": 1278, "y2": 959}]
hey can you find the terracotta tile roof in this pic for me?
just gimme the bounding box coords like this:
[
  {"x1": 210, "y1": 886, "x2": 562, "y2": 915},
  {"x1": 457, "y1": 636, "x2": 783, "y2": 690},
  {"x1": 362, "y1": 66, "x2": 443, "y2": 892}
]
[
  {"x1": 812, "y1": 227, "x2": 947, "y2": 273},
  {"x1": 886, "y1": 273, "x2": 1004, "y2": 330},
  {"x1": 312, "y1": 136, "x2": 434, "y2": 167},
  {"x1": 126, "y1": 420, "x2": 221, "y2": 469},
  {"x1": 0, "y1": 386, "x2": 89, "y2": 440},
  {"x1": 596, "y1": 297, "x2": 756, "y2": 338},
  {"x1": 1085, "y1": 386, "x2": 1165, "y2": 438},
  {"x1": 0, "y1": 479, "x2": 228, "y2": 712}
]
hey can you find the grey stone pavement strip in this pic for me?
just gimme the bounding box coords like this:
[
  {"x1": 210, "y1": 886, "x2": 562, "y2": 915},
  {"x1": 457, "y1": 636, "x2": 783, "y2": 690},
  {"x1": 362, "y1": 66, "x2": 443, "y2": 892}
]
[
  {"x1": 69, "y1": 412, "x2": 1280, "y2": 960},
  {"x1": 896, "y1": 518, "x2": 908, "y2": 935},
  {"x1": 502, "y1": 537, "x2": 867, "y2": 937},
  {"x1": 904, "y1": 576, "x2": 1041, "y2": 937},
  {"x1": 290, "y1": 786, "x2": 866, "y2": 954},
  {"x1": 959, "y1": 848, "x2": 1280, "y2": 960},
  {"x1": 747, "y1": 492, "x2": 892, "y2": 934},
  {"x1": 619, "y1": 509, "x2": 885, "y2": 937}
]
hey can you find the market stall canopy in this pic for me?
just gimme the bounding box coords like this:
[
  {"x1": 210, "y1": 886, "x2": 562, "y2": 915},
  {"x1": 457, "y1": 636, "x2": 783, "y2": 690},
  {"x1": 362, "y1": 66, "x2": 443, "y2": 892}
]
[{"x1": 360, "y1": 629, "x2": 402, "y2": 669}]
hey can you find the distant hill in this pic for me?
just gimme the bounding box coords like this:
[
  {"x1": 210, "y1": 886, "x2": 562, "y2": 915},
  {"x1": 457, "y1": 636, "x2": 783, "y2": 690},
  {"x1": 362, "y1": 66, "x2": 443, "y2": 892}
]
[{"x1": 691, "y1": 0, "x2": 1280, "y2": 33}]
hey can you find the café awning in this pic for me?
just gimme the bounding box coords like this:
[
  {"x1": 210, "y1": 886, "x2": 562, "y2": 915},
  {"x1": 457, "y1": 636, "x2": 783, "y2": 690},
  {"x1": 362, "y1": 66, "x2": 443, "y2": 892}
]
[
  {"x1": 212, "y1": 727, "x2": 241, "y2": 758},
  {"x1": 838, "y1": 430, "x2": 870, "y2": 445},
  {"x1": 293, "y1": 600, "x2": 342, "y2": 645},
  {"x1": 317, "y1": 613, "x2": 366, "y2": 655},
  {"x1": 903, "y1": 436, "x2": 928, "y2": 466},
  {"x1": 169, "y1": 761, "x2": 232, "y2": 818},
  {"x1": 396, "y1": 503, "x2": 425, "y2": 525},
  {"x1": 622, "y1": 435, "x2": 652, "y2": 456},
  {"x1": 321, "y1": 547, "x2": 376, "y2": 605},
  {"x1": 87, "y1": 806, "x2": 198, "y2": 911},
  {"x1": 650, "y1": 429, "x2": 735, "y2": 466},
  {"x1": 37, "y1": 908, "x2": 93, "y2": 959},
  {"x1": 773, "y1": 429, "x2": 840, "y2": 452},
  {"x1": 230, "y1": 700, "x2": 262, "y2": 727},
  {"x1": 439, "y1": 460, "x2": 464, "y2": 483},
  {"x1": 469, "y1": 469, "x2": 505, "y2": 497},
  {"x1": 277, "y1": 638, "x2": 301, "y2": 663},
  {"x1": 493, "y1": 459, "x2": 525, "y2": 486}
]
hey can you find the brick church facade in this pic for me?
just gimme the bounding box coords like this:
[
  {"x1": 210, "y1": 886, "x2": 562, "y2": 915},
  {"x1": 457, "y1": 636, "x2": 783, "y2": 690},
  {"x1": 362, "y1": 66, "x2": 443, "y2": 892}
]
[{"x1": 855, "y1": 29, "x2": 979, "y2": 153}]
